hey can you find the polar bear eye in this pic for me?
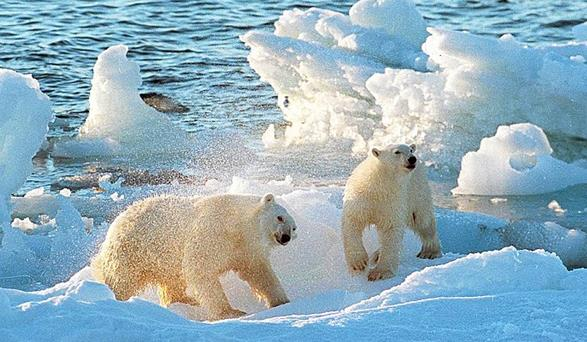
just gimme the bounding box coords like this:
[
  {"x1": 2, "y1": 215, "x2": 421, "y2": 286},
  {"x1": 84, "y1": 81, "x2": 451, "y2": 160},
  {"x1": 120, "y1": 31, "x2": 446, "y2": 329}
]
[
  {"x1": 394, "y1": 150, "x2": 401, "y2": 155},
  {"x1": 277, "y1": 216, "x2": 284, "y2": 223}
]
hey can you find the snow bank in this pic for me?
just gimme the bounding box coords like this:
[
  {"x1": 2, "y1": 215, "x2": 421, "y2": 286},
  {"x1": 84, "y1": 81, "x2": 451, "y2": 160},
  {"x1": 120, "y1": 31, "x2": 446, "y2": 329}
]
[
  {"x1": 453, "y1": 123, "x2": 587, "y2": 195},
  {"x1": 53, "y1": 45, "x2": 192, "y2": 158},
  {"x1": 2, "y1": 248, "x2": 586, "y2": 340},
  {"x1": 2, "y1": 175, "x2": 587, "y2": 338},
  {"x1": 243, "y1": 0, "x2": 587, "y2": 169},
  {"x1": 348, "y1": 247, "x2": 567, "y2": 311}
]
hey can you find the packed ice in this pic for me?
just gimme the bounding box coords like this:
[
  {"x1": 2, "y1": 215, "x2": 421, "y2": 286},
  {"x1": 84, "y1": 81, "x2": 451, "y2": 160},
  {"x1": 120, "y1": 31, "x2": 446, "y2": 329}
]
[{"x1": 243, "y1": 0, "x2": 587, "y2": 169}]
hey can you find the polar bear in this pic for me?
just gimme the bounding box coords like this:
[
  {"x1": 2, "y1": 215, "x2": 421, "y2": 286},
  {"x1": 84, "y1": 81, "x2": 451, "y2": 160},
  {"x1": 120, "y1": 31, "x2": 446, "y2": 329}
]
[
  {"x1": 91, "y1": 193, "x2": 297, "y2": 320},
  {"x1": 342, "y1": 143, "x2": 441, "y2": 281}
]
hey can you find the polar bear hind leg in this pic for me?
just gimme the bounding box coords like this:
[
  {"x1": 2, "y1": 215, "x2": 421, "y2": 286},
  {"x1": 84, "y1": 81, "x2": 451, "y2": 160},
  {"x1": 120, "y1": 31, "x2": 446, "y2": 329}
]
[{"x1": 410, "y1": 211, "x2": 441, "y2": 259}]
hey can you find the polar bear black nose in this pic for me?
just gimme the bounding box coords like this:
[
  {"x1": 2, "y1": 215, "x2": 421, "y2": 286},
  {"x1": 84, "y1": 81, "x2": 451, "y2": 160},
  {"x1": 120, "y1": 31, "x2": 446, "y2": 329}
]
[
  {"x1": 280, "y1": 234, "x2": 291, "y2": 244},
  {"x1": 408, "y1": 156, "x2": 417, "y2": 164}
]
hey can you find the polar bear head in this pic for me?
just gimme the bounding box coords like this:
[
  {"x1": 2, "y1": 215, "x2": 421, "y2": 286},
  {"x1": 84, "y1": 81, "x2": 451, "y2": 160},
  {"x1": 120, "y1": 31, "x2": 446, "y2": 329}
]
[
  {"x1": 258, "y1": 193, "x2": 298, "y2": 246},
  {"x1": 370, "y1": 143, "x2": 418, "y2": 173}
]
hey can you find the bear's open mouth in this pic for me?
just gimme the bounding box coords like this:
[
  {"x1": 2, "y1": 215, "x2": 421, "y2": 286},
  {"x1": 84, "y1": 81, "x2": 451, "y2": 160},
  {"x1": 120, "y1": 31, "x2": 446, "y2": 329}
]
[
  {"x1": 405, "y1": 164, "x2": 416, "y2": 170},
  {"x1": 275, "y1": 233, "x2": 290, "y2": 245}
]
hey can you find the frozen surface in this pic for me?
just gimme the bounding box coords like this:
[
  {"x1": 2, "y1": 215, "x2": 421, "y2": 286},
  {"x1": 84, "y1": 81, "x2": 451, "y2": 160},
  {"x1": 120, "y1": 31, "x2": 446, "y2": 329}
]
[
  {"x1": 243, "y1": 0, "x2": 587, "y2": 169},
  {"x1": 52, "y1": 45, "x2": 192, "y2": 158},
  {"x1": 1, "y1": 248, "x2": 586, "y2": 341},
  {"x1": 2, "y1": 172, "x2": 587, "y2": 339},
  {"x1": 453, "y1": 123, "x2": 587, "y2": 195}
]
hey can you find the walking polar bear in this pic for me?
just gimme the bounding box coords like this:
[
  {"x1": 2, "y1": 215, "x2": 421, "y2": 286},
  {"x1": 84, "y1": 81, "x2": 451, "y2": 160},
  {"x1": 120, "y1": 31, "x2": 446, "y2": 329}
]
[
  {"x1": 92, "y1": 193, "x2": 297, "y2": 320},
  {"x1": 342, "y1": 143, "x2": 441, "y2": 281}
]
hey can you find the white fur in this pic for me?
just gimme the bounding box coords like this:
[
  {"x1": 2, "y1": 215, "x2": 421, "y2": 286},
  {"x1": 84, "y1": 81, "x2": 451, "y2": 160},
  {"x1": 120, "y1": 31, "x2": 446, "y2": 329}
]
[
  {"x1": 92, "y1": 193, "x2": 297, "y2": 320},
  {"x1": 342, "y1": 143, "x2": 441, "y2": 281}
]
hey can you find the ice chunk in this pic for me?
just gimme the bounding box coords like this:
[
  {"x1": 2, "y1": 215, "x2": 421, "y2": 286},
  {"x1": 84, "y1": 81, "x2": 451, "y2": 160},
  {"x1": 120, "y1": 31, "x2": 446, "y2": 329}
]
[
  {"x1": 25, "y1": 188, "x2": 45, "y2": 198},
  {"x1": 502, "y1": 221, "x2": 587, "y2": 268},
  {"x1": 547, "y1": 200, "x2": 566, "y2": 214},
  {"x1": 0, "y1": 70, "x2": 52, "y2": 197},
  {"x1": 453, "y1": 123, "x2": 587, "y2": 195},
  {"x1": 0, "y1": 69, "x2": 53, "y2": 246},
  {"x1": 52, "y1": 45, "x2": 192, "y2": 158}
]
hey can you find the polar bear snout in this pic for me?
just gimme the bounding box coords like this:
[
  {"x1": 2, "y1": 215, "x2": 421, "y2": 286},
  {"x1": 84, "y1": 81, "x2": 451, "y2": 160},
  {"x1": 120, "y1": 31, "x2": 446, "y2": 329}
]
[
  {"x1": 276, "y1": 232, "x2": 291, "y2": 245},
  {"x1": 406, "y1": 156, "x2": 417, "y2": 170},
  {"x1": 273, "y1": 223, "x2": 296, "y2": 245}
]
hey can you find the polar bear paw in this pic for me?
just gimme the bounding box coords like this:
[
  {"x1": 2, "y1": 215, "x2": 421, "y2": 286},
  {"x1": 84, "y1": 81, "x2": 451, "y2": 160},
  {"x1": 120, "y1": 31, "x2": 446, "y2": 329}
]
[
  {"x1": 348, "y1": 252, "x2": 369, "y2": 272},
  {"x1": 417, "y1": 241, "x2": 442, "y2": 259},
  {"x1": 214, "y1": 308, "x2": 246, "y2": 320},
  {"x1": 368, "y1": 268, "x2": 393, "y2": 281}
]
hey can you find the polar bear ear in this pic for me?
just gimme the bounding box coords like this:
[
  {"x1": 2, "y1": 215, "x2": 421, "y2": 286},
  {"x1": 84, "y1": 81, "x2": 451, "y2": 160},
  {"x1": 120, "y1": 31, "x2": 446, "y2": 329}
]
[
  {"x1": 262, "y1": 193, "x2": 275, "y2": 204},
  {"x1": 409, "y1": 143, "x2": 416, "y2": 152},
  {"x1": 371, "y1": 147, "x2": 381, "y2": 158}
]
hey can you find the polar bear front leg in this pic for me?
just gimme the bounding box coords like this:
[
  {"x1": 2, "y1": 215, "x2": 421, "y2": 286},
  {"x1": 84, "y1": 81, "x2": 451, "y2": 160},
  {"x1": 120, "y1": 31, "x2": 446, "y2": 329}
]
[
  {"x1": 342, "y1": 213, "x2": 369, "y2": 273},
  {"x1": 190, "y1": 275, "x2": 245, "y2": 321},
  {"x1": 240, "y1": 261, "x2": 289, "y2": 308},
  {"x1": 411, "y1": 215, "x2": 442, "y2": 259},
  {"x1": 368, "y1": 224, "x2": 403, "y2": 281}
]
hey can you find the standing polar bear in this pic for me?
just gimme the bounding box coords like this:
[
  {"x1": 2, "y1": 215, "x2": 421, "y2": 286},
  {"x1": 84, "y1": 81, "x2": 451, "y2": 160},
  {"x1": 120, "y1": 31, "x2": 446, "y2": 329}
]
[
  {"x1": 92, "y1": 193, "x2": 297, "y2": 320},
  {"x1": 342, "y1": 143, "x2": 441, "y2": 281}
]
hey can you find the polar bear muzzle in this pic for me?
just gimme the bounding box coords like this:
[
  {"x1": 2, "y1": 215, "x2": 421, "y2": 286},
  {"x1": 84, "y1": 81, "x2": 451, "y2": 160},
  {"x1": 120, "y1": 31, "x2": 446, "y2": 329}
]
[
  {"x1": 275, "y1": 232, "x2": 291, "y2": 245},
  {"x1": 406, "y1": 156, "x2": 417, "y2": 170}
]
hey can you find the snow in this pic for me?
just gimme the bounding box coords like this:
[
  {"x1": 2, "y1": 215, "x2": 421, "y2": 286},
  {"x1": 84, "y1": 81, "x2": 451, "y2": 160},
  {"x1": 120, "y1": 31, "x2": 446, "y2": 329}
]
[
  {"x1": 452, "y1": 123, "x2": 587, "y2": 195},
  {"x1": 242, "y1": 0, "x2": 587, "y2": 169},
  {"x1": 2, "y1": 171, "x2": 587, "y2": 338},
  {"x1": 52, "y1": 45, "x2": 192, "y2": 159},
  {"x1": 1, "y1": 247, "x2": 586, "y2": 340},
  {"x1": 502, "y1": 221, "x2": 587, "y2": 269},
  {"x1": 0, "y1": 194, "x2": 105, "y2": 290},
  {"x1": 349, "y1": 0, "x2": 427, "y2": 50}
]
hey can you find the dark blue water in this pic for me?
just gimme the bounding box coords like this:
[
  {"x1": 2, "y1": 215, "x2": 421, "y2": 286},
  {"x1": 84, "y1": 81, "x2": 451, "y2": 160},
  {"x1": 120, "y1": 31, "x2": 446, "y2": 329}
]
[{"x1": 1, "y1": 0, "x2": 586, "y2": 229}]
